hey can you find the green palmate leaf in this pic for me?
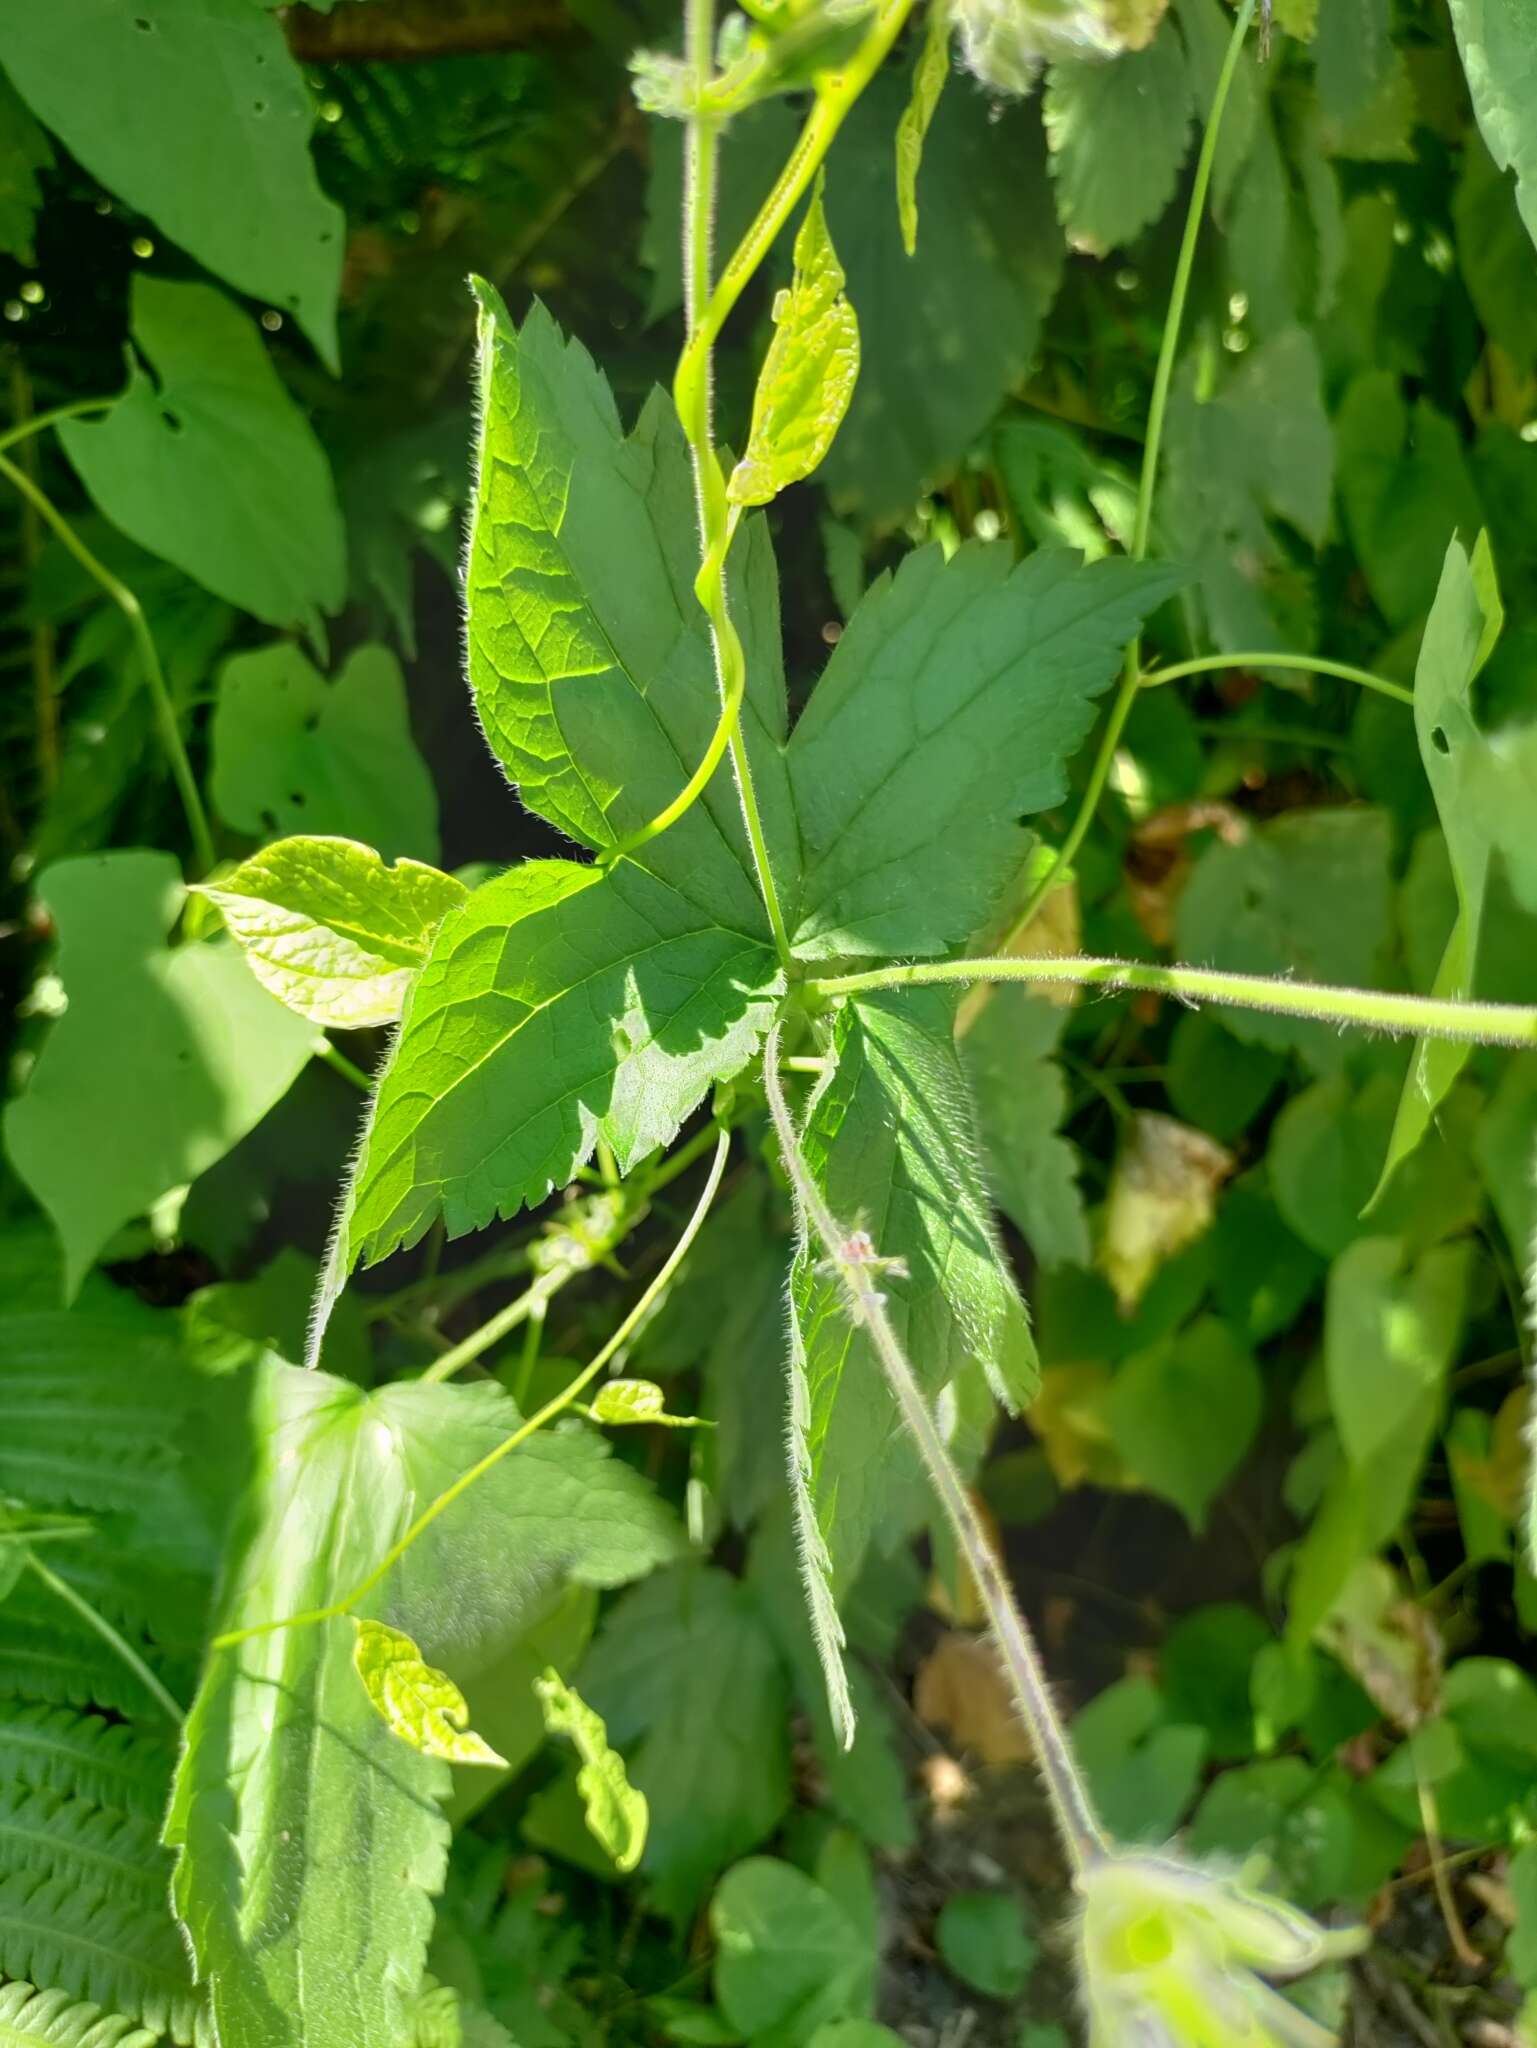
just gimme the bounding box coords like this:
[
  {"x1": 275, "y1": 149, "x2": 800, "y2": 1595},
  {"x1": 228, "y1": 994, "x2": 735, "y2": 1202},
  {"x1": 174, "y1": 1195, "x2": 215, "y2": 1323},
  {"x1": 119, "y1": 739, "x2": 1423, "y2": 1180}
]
[
  {"x1": 1334, "y1": 372, "x2": 1482, "y2": 629},
  {"x1": 465, "y1": 285, "x2": 795, "y2": 935},
  {"x1": 962, "y1": 987, "x2": 1089, "y2": 1270},
  {"x1": 210, "y1": 646, "x2": 439, "y2": 864},
  {"x1": 3, "y1": 854, "x2": 313, "y2": 1299},
  {"x1": 58, "y1": 279, "x2": 345, "y2": 637},
  {"x1": 1044, "y1": 20, "x2": 1194, "y2": 253},
  {"x1": 311, "y1": 859, "x2": 777, "y2": 1351},
  {"x1": 199, "y1": 838, "x2": 467, "y2": 1031},
  {"x1": 1371, "y1": 537, "x2": 1517, "y2": 1197},
  {"x1": 579, "y1": 1563, "x2": 792, "y2": 1921},
  {"x1": 0, "y1": 1980, "x2": 159, "y2": 2048},
  {"x1": 894, "y1": 0, "x2": 951, "y2": 257},
  {"x1": 729, "y1": 182, "x2": 859, "y2": 509},
  {"x1": 533, "y1": 1668, "x2": 648, "y2": 1872},
  {"x1": 0, "y1": 75, "x2": 52, "y2": 267},
  {"x1": 167, "y1": 1361, "x2": 680, "y2": 2048},
  {"x1": 0, "y1": 0, "x2": 342, "y2": 364},
  {"x1": 793, "y1": 990, "x2": 1036, "y2": 1593},
  {"x1": 1161, "y1": 327, "x2": 1334, "y2": 655},
  {"x1": 710, "y1": 1857, "x2": 874, "y2": 2047},
  {"x1": 1175, "y1": 807, "x2": 1393, "y2": 1074},
  {"x1": 822, "y1": 76, "x2": 1066, "y2": 523},
  {"x1": 353, "y1": 1621, "x2": 507, "y2": 1769},
  {"x1": 1448, "y1": 0, "x2": 1537, "y2": 262},
  {"x1": 787, "y1": 546, "x2": 1181, "y2": 959}
]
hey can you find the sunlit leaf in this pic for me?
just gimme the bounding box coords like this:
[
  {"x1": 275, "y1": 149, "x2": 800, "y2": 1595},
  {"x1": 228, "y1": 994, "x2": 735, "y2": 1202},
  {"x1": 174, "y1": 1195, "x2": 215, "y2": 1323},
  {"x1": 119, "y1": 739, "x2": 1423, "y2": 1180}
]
[
  {"x1": 534, "y1": 1667, "x2": 647, "y2": 1871},
  {"x1": 352, "y1": 1620, "x2": 505, "y2": 1768},
  {"x1": 199, "y1": 839, "x2": 466, "y2": 1031},
  {"x1": 589, "y1": 1380, "x2": 706, "y2": 1429}
]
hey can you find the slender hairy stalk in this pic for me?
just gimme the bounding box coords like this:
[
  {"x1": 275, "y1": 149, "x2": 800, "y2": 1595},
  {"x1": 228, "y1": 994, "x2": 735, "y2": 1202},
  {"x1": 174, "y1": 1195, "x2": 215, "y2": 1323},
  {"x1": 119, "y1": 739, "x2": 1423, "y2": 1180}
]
[
  {"x1": 809, "y1": 954, "x2": 1537, "y2": 1048},
  {"x1": 26, "y1": 1551, "x2": 183, "y2": 1726},
  {"x1": 1005, "y1": 0, "x2": 1257, "y2": 941},
  {"x1": 762, "y1": 1022, "x2": 1108, "y2": 1874},
  {"x1": 213, "y1": 1126, "x2": 731, "y2": 1649},
  {"x1": 0, "y1": 452, "x2": 216, "y2": 876},
  {"x1": 1144, "y1": 650, "x2": 1414, "y2": 705}
]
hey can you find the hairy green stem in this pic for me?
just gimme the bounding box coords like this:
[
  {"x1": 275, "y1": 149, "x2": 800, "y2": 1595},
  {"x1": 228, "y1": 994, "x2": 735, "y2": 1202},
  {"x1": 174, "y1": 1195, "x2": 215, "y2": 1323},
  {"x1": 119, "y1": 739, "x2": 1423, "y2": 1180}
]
[
  {"x1": 1004, "y1": 0, "x2": 1256, "y2": 942},
  {"x1": 213, "y1": 1127, "x2": 732, "y2": 1650},
  {"x1": 1145, "y1": 650, "x2": 1414, "y2": 706},
  {"x1": 26, "y1": 1551, "x2": 184, "y2": 1726},
  {"x1": 810, "y1": 953, "x2": 1537, "y2": 1047},
  {"x1": 0, "y1": 452, "x2": 216, "y2": 876},
  {"x1": 762, "y1": 1022, "x2": 1107, "y2": 1873}
]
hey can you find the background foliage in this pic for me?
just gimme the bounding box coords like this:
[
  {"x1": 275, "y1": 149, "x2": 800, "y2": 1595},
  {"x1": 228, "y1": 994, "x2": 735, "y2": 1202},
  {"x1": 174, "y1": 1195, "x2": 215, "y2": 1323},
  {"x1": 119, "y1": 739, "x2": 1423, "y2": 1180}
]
[{"x1": 2, "y1": 0, "x2": 1537, "y2": 2042}]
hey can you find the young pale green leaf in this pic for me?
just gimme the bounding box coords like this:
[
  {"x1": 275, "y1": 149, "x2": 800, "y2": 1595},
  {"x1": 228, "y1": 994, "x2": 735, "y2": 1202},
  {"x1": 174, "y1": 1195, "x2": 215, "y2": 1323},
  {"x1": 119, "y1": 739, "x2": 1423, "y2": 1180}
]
[
  {"x1": 533, "y1": 1667, "x2": 647, "y2": 1872},
  {"x1": 1447, "y1": 0, "x2": 1537, "y2": 261},
  {"x1": 310, "y1": 859, "x2": 778, "y2": 1356},
  {"x1": 588, "y1": 1380, "x2": 705, "y2": 1429},
  {"x1": 167, "y1": 1361, "x2": 681, "y2": 2048},
  {"x1": 579, "y1": 1563, "x2": 792, "y2": 1921},
  {"x1": 1369, "y1": 537, "x2": 1520, "y2": 1199},
  {"x1": 894, "y1": 0, "x2": 951, "y2": 256},
  {"x1": 1174, "y1": 807, "x2": 1393, "y2": 1073},
  {"x1": 793, "y1": 990, "x2": 1036, "y2": 1595},
  {"x1": 728, "y1": 183, "x2": 859, "y2": 508},
  {"x1": 3, "y1": 854, "x2": 313, "y2": 1300},
  {"x1": 0, "y1": 0, "x2": 342, "y2": 365},
  {"x1": 788, "y1": 546, "x2": 1182, "y2": 960},
  {"x1": 352, "y1": 1621, "x2": 505, "y2": 1768},
  {"x1": 210, "y1": 646, "x2": 440, "y2": 864},
  {"x1": 1044, "y1": 22, "x2": 1193, "y2": 253},
  {"x1": 58, "y1": 279, "x2": 344, "y2": 636},
  {"x1": 199, "y1": 838, "x2": 466, "y2": 1031},
  {"x1": 465, "y1": 285, "x2": 796, "y2": 935}
]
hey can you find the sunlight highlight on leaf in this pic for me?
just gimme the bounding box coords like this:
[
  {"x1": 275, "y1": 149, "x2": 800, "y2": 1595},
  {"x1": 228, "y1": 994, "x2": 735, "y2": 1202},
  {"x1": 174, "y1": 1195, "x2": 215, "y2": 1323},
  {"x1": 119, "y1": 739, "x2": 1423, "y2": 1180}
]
[{"x1": 352, "y1": 1620, "x2": 506, "y2": 1769}]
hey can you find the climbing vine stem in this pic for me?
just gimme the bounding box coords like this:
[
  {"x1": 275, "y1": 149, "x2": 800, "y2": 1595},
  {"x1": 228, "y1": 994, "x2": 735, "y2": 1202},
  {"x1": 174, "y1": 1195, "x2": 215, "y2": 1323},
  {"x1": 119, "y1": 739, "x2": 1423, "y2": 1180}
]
[
  {"x1": 211, "y1": 1125, "x2": 732, "y2": 1651},
  {"x1": 808, "y1": 954, "x2": 1537, "y2": 1048}
]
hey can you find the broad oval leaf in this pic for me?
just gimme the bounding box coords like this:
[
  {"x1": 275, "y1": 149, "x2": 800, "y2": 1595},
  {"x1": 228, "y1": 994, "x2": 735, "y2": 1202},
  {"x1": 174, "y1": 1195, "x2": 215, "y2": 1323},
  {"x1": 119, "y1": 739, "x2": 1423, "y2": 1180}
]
[
  {"x1": 210, "y1": 646, "x2": 440, "y2": 864},
  {"x1": 3, "y1": 853, "x2": 314, "y2": 1300},
  {"x1": 352, "y1": 1621, "x2": 506, "y2": 1769},
  {"x1": 728, "y1": 182, "x2": 859, "y2": 508},
  {"x1": 199, "y1": 838, "x2": 467, "y2": 1031},
  {"x1": 1448, "y1": 0, "x2": 1537, "y2": 262},
  {"x1": 534, "y1": 1667, "x2": 648, "y2": 1872},
  {"x1": 0, "y1": 0, "x2": 343, "y2": 365},
  {"x1": 310, "y1": 858, "x2": 778, "y2": 1358},
  {"x1": 58, "y1": 279, "x2": 345, "y2": 638}
]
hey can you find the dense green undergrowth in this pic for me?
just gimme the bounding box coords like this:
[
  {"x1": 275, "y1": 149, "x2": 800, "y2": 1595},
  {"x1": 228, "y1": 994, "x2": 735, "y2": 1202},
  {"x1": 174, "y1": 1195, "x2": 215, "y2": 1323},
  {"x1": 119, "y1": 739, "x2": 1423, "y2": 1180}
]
[{"x1": 2, "y1": 0, "x2": 1537, "y2": 2043}]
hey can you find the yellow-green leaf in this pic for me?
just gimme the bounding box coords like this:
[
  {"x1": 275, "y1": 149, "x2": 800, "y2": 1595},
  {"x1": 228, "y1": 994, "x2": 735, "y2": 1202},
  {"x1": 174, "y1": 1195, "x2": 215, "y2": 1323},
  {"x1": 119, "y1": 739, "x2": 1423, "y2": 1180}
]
[
  {"x1": 589, "y1": 1378, "x2": 708, "y2": 1429},
  {"x1": 895, "y1": 0, "x2": 951, "y2": 257},
  {"x1": 534, "y1": 1667, "x2": 648, "y2": 1872},
  {"x1": 728, "y1": 181, "x2": 860, "y2": 508},
  {"x1": 352, "y1": 1619, "x2": 507, "y2": 1768}
]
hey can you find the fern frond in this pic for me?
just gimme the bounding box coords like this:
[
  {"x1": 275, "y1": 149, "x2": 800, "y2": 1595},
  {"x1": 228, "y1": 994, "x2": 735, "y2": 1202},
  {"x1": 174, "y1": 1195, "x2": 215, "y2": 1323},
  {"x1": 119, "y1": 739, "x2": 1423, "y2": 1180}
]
[
  {"x1": 0, "y1": 1315, "x2": 188, "y2": 1517},
  {"x1": 0, "y1": 1706, "x2": 173, "y2": 1819},
  {"x1": 0, "y1": 1979, "x2": 158, "y2": 2048},
  {"x1": 0, "y1": 1570, "x2": 195, "y2": 1720},
  {"x1": 0, "y1": 1789, "x2": 167, "y2": 1909},
  {"x1": 0, "y1": 1872, "x2": 205, "y2": 2046}
]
